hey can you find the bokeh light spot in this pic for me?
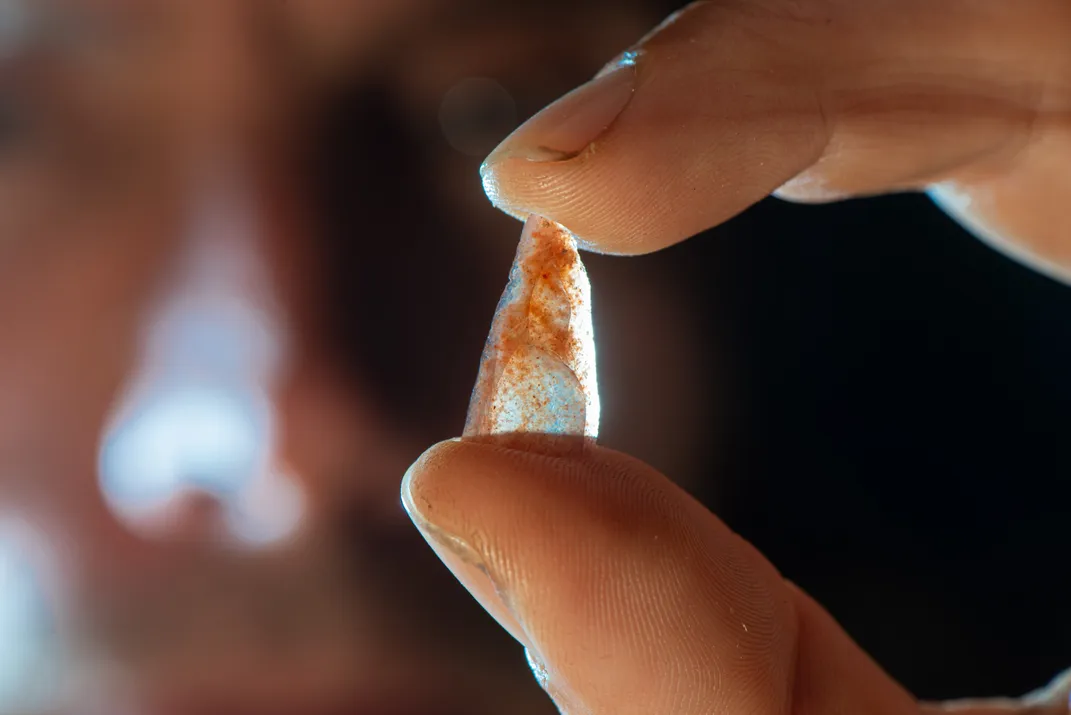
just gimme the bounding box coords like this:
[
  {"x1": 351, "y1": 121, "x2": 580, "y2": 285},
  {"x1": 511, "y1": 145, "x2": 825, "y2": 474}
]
[
  {"x1": 439, "y1": 77, "x2": 517, "y2": 156},
  {"x1": 0, "y1": 524, "x2": 56, "y2": 712}
]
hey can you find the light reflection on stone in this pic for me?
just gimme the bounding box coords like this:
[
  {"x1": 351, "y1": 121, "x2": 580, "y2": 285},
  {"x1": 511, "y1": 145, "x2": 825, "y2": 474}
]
[{"x1": 464, "y1": 216, "x2": 599, "y2": 451}]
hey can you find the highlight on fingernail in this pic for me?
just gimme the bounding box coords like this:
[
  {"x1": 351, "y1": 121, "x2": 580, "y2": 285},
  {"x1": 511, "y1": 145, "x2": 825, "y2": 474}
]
[{"x1": 594, "y1": 48, "x2": 641, "y2": 78}]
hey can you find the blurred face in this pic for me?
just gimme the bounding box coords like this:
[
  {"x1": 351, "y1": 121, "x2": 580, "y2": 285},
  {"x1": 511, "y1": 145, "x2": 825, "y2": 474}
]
[{"x1": 0, "y1": 0, "x2": 708, "y2": 712}]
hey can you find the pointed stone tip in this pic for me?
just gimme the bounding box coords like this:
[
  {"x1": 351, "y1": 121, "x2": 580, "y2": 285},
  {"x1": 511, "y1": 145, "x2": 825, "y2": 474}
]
[
  {"x1": 523, "y1": 215, "x2": 576, "y2": 243},
  {"x1": 465, "y1": 213, "x2": 598, "y2": 444}
]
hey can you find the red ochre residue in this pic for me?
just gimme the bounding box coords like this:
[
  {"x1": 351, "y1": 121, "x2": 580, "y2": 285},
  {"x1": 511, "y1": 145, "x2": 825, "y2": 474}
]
[{"x1": 465, "y1": 216, "x2": 589, "y2": 443}]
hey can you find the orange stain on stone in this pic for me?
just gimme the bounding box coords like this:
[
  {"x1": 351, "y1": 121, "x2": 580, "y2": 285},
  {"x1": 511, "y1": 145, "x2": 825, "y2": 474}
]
[{"x1": 464, "y1": 216, "x2": 598, "y2": 452}]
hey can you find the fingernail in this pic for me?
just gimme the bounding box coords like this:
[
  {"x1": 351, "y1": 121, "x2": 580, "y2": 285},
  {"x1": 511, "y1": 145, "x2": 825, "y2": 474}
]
[
  {"x1": 481, "y1": 57, "x2": 637, "y2": 169},
  {"x1": 400, "y1": 462, "x2": 530, "y2": 647}
]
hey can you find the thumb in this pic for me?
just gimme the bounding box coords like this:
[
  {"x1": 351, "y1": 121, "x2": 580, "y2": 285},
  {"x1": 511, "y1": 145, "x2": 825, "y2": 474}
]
[{"x1": 402, "y1": 437, "x2": 918, "y2": 715}]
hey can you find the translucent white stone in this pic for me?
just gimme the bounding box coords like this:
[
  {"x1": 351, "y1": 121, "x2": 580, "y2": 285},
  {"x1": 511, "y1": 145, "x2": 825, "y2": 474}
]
[{"x1": 464, "y1": 216, "x2": 599, "y2": 450}]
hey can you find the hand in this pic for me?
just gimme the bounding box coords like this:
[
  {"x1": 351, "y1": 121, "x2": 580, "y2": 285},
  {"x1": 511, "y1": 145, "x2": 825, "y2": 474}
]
[
  {"x1": 403, "y1": 1, "x2": 1071, "y2": 713},
  {"x1": 403, "y1": 437, "x2": 1070, "y2": 714},
  {"x1": 480, "y1": 0, "x2": 1070, "y2": 279}
]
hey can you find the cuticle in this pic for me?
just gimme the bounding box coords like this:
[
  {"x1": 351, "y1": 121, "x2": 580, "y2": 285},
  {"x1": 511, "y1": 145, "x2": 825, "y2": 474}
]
[{"x1": 553, "y1": 58, "x2": 641, "y2": 164}]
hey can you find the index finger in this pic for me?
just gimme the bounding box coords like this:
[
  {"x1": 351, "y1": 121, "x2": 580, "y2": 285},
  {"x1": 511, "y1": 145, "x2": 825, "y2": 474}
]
[{"x1": 480, "y1": 0, "x2": 1071, "y2": 277}]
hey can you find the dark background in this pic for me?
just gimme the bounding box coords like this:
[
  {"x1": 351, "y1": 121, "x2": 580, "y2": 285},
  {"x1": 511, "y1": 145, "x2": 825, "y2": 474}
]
[
  {"x1": 5, "y1": 0, "x2": 1067, "y2": 709},
  {"x1": 673, "y1": 193, "x2": 1070, "y2": 700},
  {"x1": 314, "y1": 0, "x2": 1070, "y2": 702}
]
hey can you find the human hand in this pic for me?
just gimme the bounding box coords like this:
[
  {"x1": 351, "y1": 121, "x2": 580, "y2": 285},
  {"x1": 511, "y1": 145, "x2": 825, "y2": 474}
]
[
  {"x1": 480, "y1": 0, "x2": 1070, "y2": 279},
  {"x1": 403, "y1": 1, "x2": 1071, "y2": 713},
  {"x1": 403, "y1": 435, "x2": 1070, "y2": 714}
]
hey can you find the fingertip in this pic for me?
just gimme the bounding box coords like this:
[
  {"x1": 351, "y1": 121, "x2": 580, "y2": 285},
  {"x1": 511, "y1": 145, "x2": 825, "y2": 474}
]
[
  {"x1": 399, "y1": 438, "x2": 458, "y2": 526},
  {"x1": 403, "y1": 437, "x2": 798, "y2": 713},
  {"x1": 479, "y1": 153, "x2": 661, "y2": 255},
  {"x1": 478, "y1": 161, "x2": 528, "y2": 224},
  {"x1": 401, "y1": 439, "x2": 533, "y2": 646}
]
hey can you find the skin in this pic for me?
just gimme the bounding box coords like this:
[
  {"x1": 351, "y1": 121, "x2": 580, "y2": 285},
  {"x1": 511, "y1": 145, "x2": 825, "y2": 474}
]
[
  {"x1": 0, "y1": 0, "x2": 704, "y2": 711},
  {"x1": 0, "y1": 0, "x2": 1065, "y2": 710},
  {"x1": 405, "y1": 1, "x2": 1071, "y2": 713}
]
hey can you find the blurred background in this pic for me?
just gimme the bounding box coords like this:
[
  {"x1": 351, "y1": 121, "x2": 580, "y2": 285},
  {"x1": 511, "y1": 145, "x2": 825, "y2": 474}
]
[{"x1": 0, "y1": 0, "x2": 1067, "y2": 713}]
